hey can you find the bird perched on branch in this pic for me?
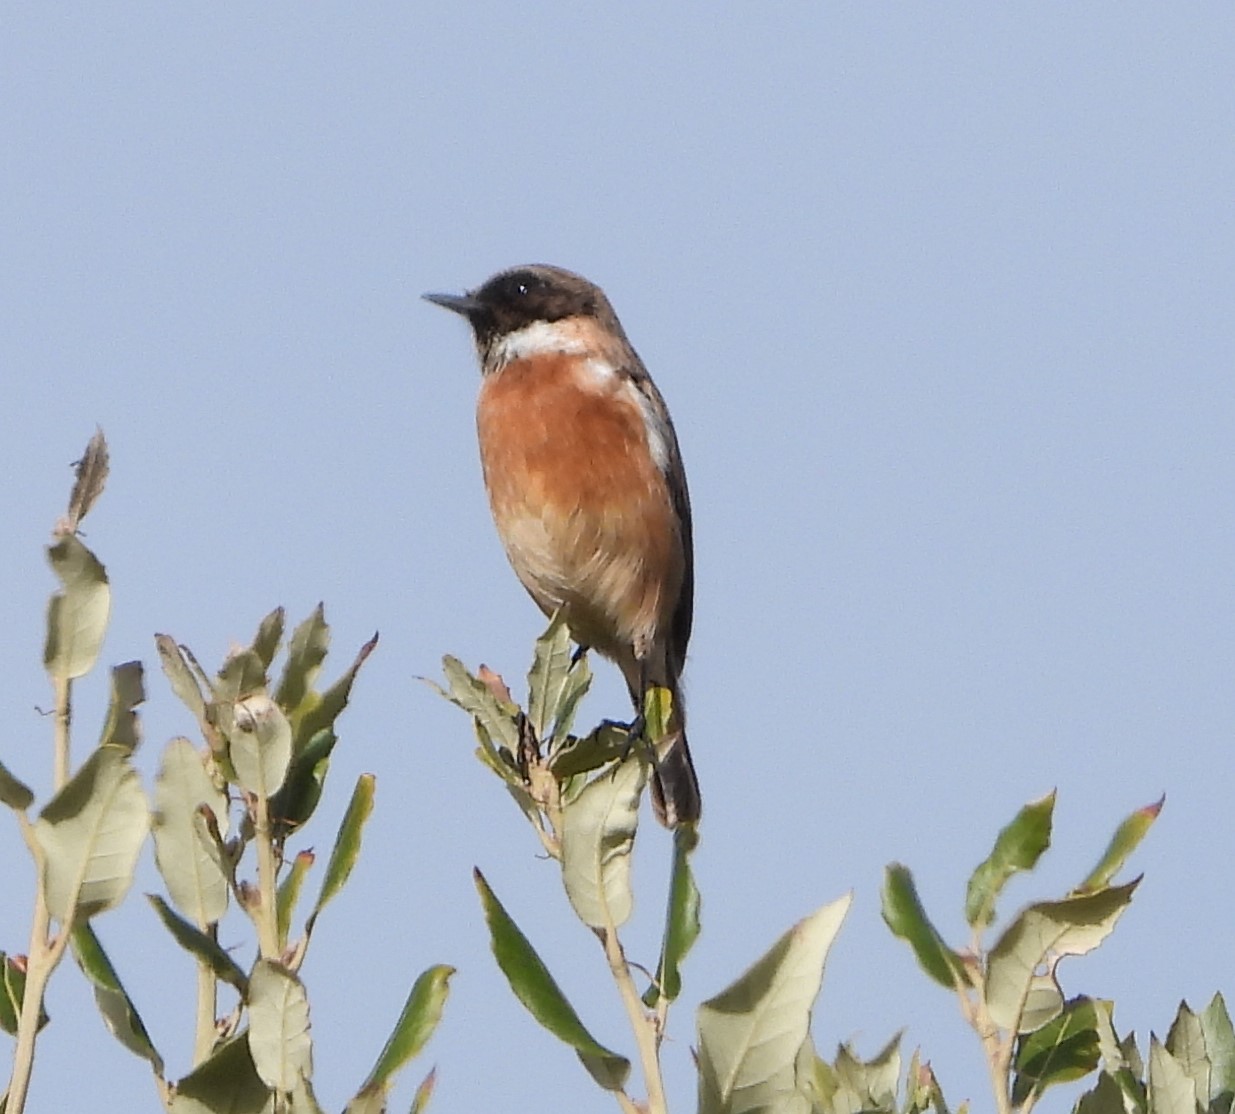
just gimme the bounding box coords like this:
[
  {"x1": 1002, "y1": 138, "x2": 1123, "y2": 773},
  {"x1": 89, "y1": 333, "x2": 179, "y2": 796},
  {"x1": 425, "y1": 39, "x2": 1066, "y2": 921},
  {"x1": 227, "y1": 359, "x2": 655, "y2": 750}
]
[{"x1": 425, "y1": 264, "x2": 701, "y2": 828}]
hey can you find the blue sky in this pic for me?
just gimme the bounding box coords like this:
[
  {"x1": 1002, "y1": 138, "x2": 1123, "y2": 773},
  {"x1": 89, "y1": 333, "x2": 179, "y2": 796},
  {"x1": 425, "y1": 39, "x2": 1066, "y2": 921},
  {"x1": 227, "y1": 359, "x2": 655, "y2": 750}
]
[{"x1": 3, "y1": 6, "x2": 1233, "y2": 1112}]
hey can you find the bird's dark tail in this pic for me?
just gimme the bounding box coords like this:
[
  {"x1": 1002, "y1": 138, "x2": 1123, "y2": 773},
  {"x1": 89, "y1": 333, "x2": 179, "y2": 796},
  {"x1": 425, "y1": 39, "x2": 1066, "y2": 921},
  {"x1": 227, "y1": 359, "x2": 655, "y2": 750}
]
[{"x1": 650, "y1": 729, "x2": 701, "y2": 828}]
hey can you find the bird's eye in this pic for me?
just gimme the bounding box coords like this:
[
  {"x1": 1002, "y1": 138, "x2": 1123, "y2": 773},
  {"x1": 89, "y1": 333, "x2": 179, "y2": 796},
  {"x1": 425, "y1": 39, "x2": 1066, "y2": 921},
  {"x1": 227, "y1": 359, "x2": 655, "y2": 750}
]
[{"x1": 516, "y1": 282, "x2": 529, "y2": 296}]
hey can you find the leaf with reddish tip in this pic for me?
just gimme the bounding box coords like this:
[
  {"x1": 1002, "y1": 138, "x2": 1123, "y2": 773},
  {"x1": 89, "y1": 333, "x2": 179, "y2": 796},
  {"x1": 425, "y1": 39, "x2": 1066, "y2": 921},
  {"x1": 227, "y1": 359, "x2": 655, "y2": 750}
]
[{"x1": 1076, "y1": 796, "x2": 1164, "y2": 894}]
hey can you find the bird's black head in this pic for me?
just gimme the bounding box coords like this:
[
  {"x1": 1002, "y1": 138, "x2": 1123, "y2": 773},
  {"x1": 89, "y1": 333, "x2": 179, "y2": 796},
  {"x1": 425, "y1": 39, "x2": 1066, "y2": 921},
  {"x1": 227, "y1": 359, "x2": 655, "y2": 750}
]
[{"x1": 424, "y1": 264, "x2": 618, "y2": 364}]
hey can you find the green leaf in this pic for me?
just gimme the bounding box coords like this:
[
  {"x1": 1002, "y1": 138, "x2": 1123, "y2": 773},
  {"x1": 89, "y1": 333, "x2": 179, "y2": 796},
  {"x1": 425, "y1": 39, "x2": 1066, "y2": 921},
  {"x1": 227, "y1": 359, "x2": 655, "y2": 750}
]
[
  {"x1": 965, "y1": 791, "x2": 1055, "y2": 929},
  {"x1": 170, "y1": 1034, "x2": 273, "y2": 1114},
  {"x1": 152, "y1": 737, "x2": 230, "y2": 926},
  {"x1": 348, "y1": 965, "x2": 454, "y2": 1110},
  {"x1": 433, "y1": 656, "x2": 521, "y2": 753},
  {"x1": 985, "y1": 880, "x2": 1139, "y2": 1033},
  {"x1": 248, "y1": 959, "x2": 313, "y2": 1093},
  {"x1": 474, "y1": 868, "x2": 629, "y2": 1090},
  {"x1": 64, "y1": 427, "x2": 109, "y2": 532},
  {"x1": 697, "y1": 895, "x2": 852, "y2": 1114},
  {"x1": 527, "y1": 612, "x2": 574, "y2": 741},
  {"x1": 43, "y1": 534, "x2": 111, "y2": 680},
  {"x1": 1012, "y1": 995, "x2": 1102, "y2": 1105},
  {"x1": 227, "y1": 694, "x2": 293, "y2": 797},
  {"x1": 1077, "y1": 797, "x2": 1164, "y2": 894},
  {"x1": 1076, "y1": 1072, "x2": 1134, "y2": 1114},
  {"x1": 1202, "y1": 993, "x2": 1235, "y2": 1109},
  {"x1": 560, "y1": 756, "x2": 644, "y2": 929},
  {"x1": 1148, "y1": 1036, "x2": 1202, "y2": 1114},
  {"x1": 646, "y1": 824, "x2": 702, "y2": 1005},
  {"x1": 36, "y1": 745, "x2": 149, "y2": 922},
  {"x1": 271, "y1": 729, "x2": 338, "y2": 838},
  {"x1": 548, "y1": 722, "x2": 632, "y2": 781},
  {"x1": 0, "y1": 759, "x2": 35, "y2": 811},
  {"x1": 250, "y1": 608, "x2": 286, "y2": 672},
  {"x1": 290, "y1": 632, "x2": 378, "y2": 755},
  {"x1": 155, "y1": 634, "x2": 209, "y2": 728},
  {"x1": 305, "y1": 773, "x2": 375, "y2": 937},
  {"x1": 0, "y1": 952, "x2": 48, "y2": 1036},
  {"x1": 881, "y1": 863, "x2": 969, "y2": 990},
  {"x1": 147, "y1": 894, "x2": 248, "y2": 993},
  {"x1": 1166, "y1": 1002, "x2": 1211, "y2": 1106},
  {"x1": 70, "y1": 923, "x2": 164, "y2": 1074},
  {"x1": 275, "y1": 605, "x2": 330, "y2": 716},
  {"x1": 278, "y1": 850, "x2": 315, "y2": 949},
  {"x1": 97, "y1": 661, "x2": 145, "y2": 754}
]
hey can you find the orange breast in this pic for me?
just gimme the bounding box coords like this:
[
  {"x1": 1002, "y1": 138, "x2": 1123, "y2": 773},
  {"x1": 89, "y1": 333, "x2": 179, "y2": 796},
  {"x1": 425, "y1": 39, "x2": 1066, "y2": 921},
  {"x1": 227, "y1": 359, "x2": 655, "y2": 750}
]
[{"x1": 476, "y1": 353, "x2": 684, "y2": 660}]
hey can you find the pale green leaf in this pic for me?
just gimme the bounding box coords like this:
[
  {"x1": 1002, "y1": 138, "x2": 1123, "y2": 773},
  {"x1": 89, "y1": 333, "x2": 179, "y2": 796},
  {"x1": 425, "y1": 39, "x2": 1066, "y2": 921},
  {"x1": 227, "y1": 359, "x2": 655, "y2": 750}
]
[
  {"x1": 152, "y1": 737, "x2": 230, "y2": 926},
  {"x1": 278, "y1": 850, "x2": 315, "y2": 949},
  {"x1": 549, "y1": 653, "x2": 592, "y2": 747},
  {"x1": 1201, "y1": 993, "x2": 1235, "y2": 1107},
  {"x1": 36, "y1": 745, "x2": 149, "y2": 922},
  {"x1": 289, "y1": 1074, "x2": 327, "y2": 1114},
  {"x1": 560, "y1": 756, "x2": 645, "y2": 929},
  {"x1": 1166, "y1": 1002, "x2": 1211, "y2": 1107},
  {"x1": 44, "y1": 535, "x2": 111, "y2": 680},
  {"x1": 70, "y1": 923, "x2": 164, "y2": 1074},
  {"x1": 97, "y1": 661, "x2": 145, "y2": 754},
  {"x1": 697, "y1": 894, "x2": 852, "y2": 1114},
  {"x1": 248, "y1": 959, "x2": 313, "y2": 1092},
  {"x1": 170, "y1": 1034, "x2": 273, "y2": 1114},
  {"x1": 250, "y1": 608, "x2": 286, "y2": 672},
  {"x1": 965, "y1": 790, "x2": 1054, "y2": 929},
  {"x1": 410, "y1": 1068, "x2": 437, "y2": 1114},
  {"x1": 985, "y1": 881, "x2": 1138, "y2": 1033},
  {"x1": 1148, "y1": 1037, "x2": 1202, "y2": 1114},
  {"x1": 434, "y1": 656, "x2": 520, "y2": 752},
  {"x1": 833, "y1": 1032, "x2": 902, "y2": 1110},
  {"x1": 155, "y1": 634, "x2": 209, "y2": 727},
  {"x1": 527, "y1": 611, "x2": 573, "y2": 739},
  {"x1": 227, "y1": 694, "x2": 293, "y2": 796}
]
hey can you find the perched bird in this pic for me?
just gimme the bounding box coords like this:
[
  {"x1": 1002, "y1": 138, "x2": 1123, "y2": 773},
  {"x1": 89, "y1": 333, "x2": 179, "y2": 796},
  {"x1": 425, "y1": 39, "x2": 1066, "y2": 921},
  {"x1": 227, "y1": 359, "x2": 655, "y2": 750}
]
[{"x1": 425, "y1": 264, "x2": 701, "y2": 827}]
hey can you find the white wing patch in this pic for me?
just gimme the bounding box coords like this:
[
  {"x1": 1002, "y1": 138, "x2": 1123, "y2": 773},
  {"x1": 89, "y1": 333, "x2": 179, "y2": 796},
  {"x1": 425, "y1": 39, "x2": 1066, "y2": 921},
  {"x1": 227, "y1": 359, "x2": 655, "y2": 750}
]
[{"x1": 629, "y1": 381, "x2": 673, "y2": 473}]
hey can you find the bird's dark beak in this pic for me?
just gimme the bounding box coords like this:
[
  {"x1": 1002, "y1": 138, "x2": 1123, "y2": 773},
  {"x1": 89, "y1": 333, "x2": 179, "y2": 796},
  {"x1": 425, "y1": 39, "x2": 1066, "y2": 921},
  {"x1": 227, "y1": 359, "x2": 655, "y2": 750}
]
[{"x1": 422, "y1": 290, "x2": 481, "y2": 317}]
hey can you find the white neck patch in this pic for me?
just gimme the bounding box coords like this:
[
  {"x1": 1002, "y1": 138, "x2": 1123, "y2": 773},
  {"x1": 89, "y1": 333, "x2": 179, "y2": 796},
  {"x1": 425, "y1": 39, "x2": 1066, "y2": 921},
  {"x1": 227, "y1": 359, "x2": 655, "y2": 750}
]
[{"x1": 489, "y1": 319, "x2": 590, "y2": 368}]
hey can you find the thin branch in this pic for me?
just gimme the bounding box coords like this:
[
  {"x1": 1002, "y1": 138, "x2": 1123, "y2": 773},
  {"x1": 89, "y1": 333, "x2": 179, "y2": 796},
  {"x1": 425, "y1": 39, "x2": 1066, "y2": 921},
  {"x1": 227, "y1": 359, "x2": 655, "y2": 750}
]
[{"x1": 602, "y1": 925, "x2": 668, "y2": 1114}]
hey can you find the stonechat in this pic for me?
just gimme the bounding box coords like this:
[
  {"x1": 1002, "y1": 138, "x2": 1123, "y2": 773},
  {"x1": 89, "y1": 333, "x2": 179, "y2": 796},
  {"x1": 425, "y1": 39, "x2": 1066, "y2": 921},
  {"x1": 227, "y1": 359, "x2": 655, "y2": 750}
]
[{"x1": 425, "y1": 264, "x2": 701, "y2": 827}]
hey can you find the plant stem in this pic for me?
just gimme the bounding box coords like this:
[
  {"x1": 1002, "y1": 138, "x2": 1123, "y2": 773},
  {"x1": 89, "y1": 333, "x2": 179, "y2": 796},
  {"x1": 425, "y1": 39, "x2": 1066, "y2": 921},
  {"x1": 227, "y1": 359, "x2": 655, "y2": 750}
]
[
  {"x1": 603, "y1": 925, "x2": 667, "y2": 1114},
  {"x1": 252, "y1": 792, "x2": 281, "y2": 961},
  {"x1": 52, "y1": 674, "x2": 71, "y2": 791},
  {"x1": 193, "y1": 926, "x2": 219, "y2": 1064},
  {"x1": 7, "y1": 888, "x2": 71, "y2": 1114},
  {"x1": 8, "y1": 672, "x2": 76, "y2": 1112}
]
